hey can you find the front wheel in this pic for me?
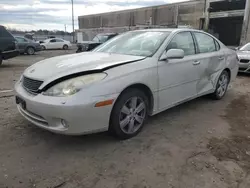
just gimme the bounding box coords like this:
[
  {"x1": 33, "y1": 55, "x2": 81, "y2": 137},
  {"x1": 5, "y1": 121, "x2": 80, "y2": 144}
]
[
  {"x1": 211, "y1": 70, "x2": 229, "y2": 100},
  {"x1": 109, "y1": 89, "x2": 149, "y2": 139}
]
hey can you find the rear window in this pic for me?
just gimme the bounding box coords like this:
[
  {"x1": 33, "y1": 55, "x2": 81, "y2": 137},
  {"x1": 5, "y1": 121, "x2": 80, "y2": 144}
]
[{"x1": 0, "y1": 26, "x2": 13, "y2": 38}]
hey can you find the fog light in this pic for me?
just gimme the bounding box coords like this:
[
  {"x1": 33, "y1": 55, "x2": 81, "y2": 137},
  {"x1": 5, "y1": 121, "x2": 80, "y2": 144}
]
[{"x1": 61, "y1": 119, "x2": 69, "y2": 128}]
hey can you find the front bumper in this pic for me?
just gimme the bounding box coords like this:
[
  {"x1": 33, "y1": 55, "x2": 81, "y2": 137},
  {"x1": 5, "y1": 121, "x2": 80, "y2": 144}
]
[
  {"x1": 239, "y1": 64, "x2": 250, "y2": 72},
  {"x1": 238, "y1": 58, "x2": 250, "y2": 72},
  {"x1": 15, "y1": 82, "x2": 118, "y2": 135}
]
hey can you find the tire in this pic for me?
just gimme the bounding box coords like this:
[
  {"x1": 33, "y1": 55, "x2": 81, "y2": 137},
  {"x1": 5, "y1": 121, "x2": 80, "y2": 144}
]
[
  {"x1": 211, "y1": 70, "x2": 229, "y2": 100},
  {"x1": 41, "y1": 45, "x2": 46, "y2": 50},
  {"x1": 109, "y1": 89, "x2": 149, "y2": 139},
  {"x1": 26, "y1": 47, "x2": 35, "y2": 55},
  {"x1": 63, "y1": 45, "x2": 68, "y2": 50}
]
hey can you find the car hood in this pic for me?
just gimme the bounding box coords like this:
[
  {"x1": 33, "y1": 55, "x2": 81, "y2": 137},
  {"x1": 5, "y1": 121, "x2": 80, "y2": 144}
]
[
  {"x1": 23, "y1": 52, "x2": 145, "y2": 81},
  {"x1": 237, "y1": 51, "x2": 250, "y2": 59}
]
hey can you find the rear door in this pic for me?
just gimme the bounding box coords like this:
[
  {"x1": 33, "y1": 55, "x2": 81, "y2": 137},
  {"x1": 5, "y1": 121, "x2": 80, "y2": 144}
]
[
  {"x1": 55, "y1": 39, "x2": 64, "y2": 48},
  {"x1": 15, "y1": 37, "x2": 27, "y2": 52},
  {"x1": 192, "y1": 31, "x2": 225, "y2": 95}
]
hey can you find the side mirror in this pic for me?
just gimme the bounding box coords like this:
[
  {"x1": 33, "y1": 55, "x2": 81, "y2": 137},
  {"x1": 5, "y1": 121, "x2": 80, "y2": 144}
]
[
  {"x1": 160, "y1": 49, "x2": 185, "y2": 61},
  {"x1": 235, "y1": 47, "x2": 239, "y2": 51}
]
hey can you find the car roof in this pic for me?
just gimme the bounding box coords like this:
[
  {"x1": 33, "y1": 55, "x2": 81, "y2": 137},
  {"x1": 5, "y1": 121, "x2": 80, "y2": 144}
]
[
  {"x1": 97, "y1": 33, "x2": 117, "y2": 35},
  {"x1": 133, "y1": 28, "x2": 201, "y2": 33},
  {"x1": 45, "y1": 38, "x2": 64, "y2": 41}
]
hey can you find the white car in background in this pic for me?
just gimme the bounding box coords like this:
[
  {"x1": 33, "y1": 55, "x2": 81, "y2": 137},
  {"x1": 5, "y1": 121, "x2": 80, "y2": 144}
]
[{"x1": 40, "y1": 38, "x2": 71, "y2": 50}]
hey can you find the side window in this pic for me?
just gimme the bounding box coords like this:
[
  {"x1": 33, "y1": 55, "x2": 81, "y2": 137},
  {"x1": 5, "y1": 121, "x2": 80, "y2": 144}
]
[
  {"x1": 55, "y1": 39, "x2": 63, "y2": 42},
  {"x1": 108, "y1": 35, "x2": 116, "y2": 39},
  {"x1": 16, "y1": 38, "x2": 22, "y2": 42},
  {"x1": 166, "y1": 32, "x2": 195, "y2": 56},
  {"x1": 194, "y1": 32, "x2": 216, "y2": 53},
  {"x1": 50, "y1": 39, "x2": 56, "y2": 43},
  {"x1": 16, "y1": 37, "x2": 26, "y2": 42}
]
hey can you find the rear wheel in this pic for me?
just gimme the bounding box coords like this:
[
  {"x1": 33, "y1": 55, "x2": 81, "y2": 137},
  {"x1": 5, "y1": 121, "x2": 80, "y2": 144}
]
[
  {"x1": 63, "y1": 45, "x2": 68, "y2": 50},
  {"x1": 26, "y1": 47, "x2": 35, "y2": 55},
  {"x1": 211, "y1": 70, "x2": 229, "y2": 100},
  {"x1": 109, "y1": 89, "x2": 149, "y2": 139}
]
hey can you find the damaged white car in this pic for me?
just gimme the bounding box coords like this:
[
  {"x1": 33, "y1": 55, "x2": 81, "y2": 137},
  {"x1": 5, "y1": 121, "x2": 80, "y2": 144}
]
[{"x1": 15, "y1": 29, "x2": 239, "y2": 139}]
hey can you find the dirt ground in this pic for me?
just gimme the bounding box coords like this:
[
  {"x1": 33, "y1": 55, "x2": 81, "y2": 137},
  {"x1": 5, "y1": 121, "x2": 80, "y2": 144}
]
[{"x1": 0, "y1": 50, "x2": 250, "y2": 188}]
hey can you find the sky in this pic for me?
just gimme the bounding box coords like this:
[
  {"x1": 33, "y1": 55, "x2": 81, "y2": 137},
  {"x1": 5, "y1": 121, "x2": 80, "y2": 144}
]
[{"x1": 0, "y1": 0, "x2": 189, "y2": 31}]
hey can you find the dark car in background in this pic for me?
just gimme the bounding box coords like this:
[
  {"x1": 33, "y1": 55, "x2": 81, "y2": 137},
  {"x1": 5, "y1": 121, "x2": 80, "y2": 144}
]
[
  {"x1": 15, "y1": 36, "x2": 41, "y2": 55},
  {"x1": 76, "y1": 33, "x2": 118, "y2": 53},
  {"x1": 0, "y1": 25, "x2": 19, "y2": 66},
  {"x1": 15, "y1": 36, "x2": 42, "y2": 55}
]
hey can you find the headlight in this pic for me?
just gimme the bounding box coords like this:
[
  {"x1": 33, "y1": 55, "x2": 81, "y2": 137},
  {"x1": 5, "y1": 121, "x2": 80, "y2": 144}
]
[{"x1": 43, "y1": 73, "x2": 107, "y2": 97}]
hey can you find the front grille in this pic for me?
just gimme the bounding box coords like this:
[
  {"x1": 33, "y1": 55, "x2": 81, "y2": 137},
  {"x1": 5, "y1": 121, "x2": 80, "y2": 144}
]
[
  {"x1": 240, "y1": 59, "x2": 250, "y2": 63},
  {"x1": 22, "y1": 76, "x2": 43, "y2": 93}
]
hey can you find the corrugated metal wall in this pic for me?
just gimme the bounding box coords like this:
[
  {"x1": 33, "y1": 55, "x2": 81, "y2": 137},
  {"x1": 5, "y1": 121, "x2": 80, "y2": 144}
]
[{"x1": 77, "y1": 0, "x2": 205, "y2": 41}]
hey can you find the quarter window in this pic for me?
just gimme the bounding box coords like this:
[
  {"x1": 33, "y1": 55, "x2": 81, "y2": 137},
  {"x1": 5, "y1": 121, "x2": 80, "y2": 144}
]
[
  {"x1": 215, "y1": 40, "x2": 220, "y2": 51},
  {"x1": 166, "y1": 32, "x2": 195, "y2": 56},
  {"x1": 194, "y1": 32, "x2": 216, "y2": 53}
]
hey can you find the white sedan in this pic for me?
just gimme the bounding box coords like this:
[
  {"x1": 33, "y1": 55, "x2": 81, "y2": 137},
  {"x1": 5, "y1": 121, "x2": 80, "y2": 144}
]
[
  {"x1": 15, "y1": 29, "x2": 238, "y2": 139},
  {"x1": 40, "y1": 38, "x2": 71, "y2": 50}
]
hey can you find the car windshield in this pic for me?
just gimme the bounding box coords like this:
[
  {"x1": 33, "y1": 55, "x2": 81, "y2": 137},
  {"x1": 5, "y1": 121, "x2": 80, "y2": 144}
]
[
  {"x1": 240, "y1": 43, "x2": 250, "y2": 51},
  {"x1": 93, "y1": 31, "x2": 170, "y2": 57},
  {"x1": 92, "y1": 34, "x2": 109, "y2": 43}
]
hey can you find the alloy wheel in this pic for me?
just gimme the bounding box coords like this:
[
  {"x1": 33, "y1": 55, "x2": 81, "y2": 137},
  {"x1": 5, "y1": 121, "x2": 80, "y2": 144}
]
[
  {"x1": 27, "y1": 47, "x2": 35, "y2": 55},
  {"x1": 217, "y1": 73, "x2": 229, "y2": 97},
  {"x1": 119, "y1": 96, "x2": 146, "y2": 134}
]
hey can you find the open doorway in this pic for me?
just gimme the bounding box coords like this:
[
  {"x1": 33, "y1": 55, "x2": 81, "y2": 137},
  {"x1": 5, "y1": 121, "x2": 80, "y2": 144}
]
[{"x1": 209, "y1": 16, "x2": 243, "y2": 46}]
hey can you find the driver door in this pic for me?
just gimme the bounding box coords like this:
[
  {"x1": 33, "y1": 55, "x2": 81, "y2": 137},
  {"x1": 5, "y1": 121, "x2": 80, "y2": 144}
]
[{"x1": 157, "y1": 31, "x2": 200, "y2": 110}]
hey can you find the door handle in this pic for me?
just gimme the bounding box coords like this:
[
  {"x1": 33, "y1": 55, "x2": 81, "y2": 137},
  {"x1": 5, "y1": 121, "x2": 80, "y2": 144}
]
[
  {"x1": 193, "y1": 61, "x2": 200, "y2": 65},
  {"x1": 218, "y1": 56, "x2": 225, "y2": 60}
]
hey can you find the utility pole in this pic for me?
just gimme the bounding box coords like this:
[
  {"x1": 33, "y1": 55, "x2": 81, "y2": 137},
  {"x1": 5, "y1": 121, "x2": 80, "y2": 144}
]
[
  {"x1": 64, "y1": 24, "x2": 66, "y2": 39},
  {"x1": 204, "y1": 0, "x2": 210, "y2": 31},
  {"x1": 71, "y1": 0, "x2": 75, "y2": 43},
  {"x1": 241, "y1": 0, "x2": 250, "y2": 45}
]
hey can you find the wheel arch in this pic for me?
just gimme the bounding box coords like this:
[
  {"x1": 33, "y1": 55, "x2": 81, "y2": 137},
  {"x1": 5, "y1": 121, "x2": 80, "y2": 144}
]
[
  {"x1": 25, "y1": 46, "x2": 35, "y2": 52},
  {"x1": 41, "y1": 44, "x2": 46, "y2": 49},
  {"x1": 113, "y1": 83, "x2": 154, "y2": 115},
  {"x1": 108, "y1": 83, "x2": 155, "y2": 135},
  {"x1": 224, "y1": 68, "x2": 231, "y2": 81}
]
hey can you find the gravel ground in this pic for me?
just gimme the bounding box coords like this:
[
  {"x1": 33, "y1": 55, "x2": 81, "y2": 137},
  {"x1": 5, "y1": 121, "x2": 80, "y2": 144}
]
[{"x1": 0, "y1": 50, "x2": 250, "y2": 188}]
